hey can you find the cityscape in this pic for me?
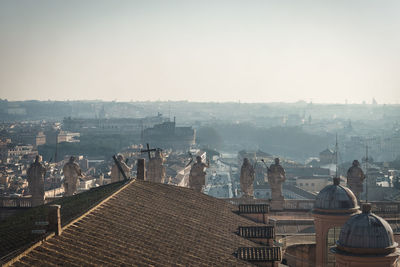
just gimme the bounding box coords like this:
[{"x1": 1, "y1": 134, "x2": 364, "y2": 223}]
[{"x1": 1, "y1": 1, "x2": 400, "y2": 266}]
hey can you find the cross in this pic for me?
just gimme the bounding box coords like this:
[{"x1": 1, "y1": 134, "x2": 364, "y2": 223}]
[{"x1": 140, "y1": 143, "x2": 157, "y2": 160}]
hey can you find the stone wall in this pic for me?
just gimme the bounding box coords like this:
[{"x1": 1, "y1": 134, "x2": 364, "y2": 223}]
[{"x1": 284, "y1": 243, "x2": 316, "y2": 267}]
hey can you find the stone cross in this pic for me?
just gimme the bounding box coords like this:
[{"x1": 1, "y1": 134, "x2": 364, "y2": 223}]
[{"x1": 140, "y1": 143, "x2": 157, "y2": 160}]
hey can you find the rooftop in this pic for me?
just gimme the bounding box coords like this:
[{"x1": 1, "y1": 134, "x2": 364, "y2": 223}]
[
  {"x1": 314, "y1": 178, "x2": 359, "y2": 213},
  {"x1": 7, "y1": 180, "x2": 265, "y2": 266},
  {"x1": 0, "y1": 181, "x2": 125, "y2": 264},
  {"x1": 337, "y1": 204, "x2": 398, "y2": 255}
]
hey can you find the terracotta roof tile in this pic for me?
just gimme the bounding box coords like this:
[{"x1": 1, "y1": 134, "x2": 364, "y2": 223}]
[
  {"x1": 11, "y1": 180, "x2": 265, "y2": 266},
  {"x1": 0, "y1": 181, "x2": 125, "y2": 264}
]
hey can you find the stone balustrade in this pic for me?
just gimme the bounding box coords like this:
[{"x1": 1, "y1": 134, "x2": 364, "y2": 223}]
[
  {"x1": 223, "y1": 198, "x2": 400, "y2": 215},
  {"x1": 0, "y1": 187, "x2": 64, "y2": 208},
  {"x1": 0, "y1": 197, "x2": 32, "y2": 208},
  {"x1": 370, "y1": 201, "x2": 400, "y2": 214},
  {"x1": 283, "y1": 200, "x2": 316, "y2": 210}
]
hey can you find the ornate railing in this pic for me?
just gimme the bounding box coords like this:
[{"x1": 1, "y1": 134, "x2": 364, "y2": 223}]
[
  {"x1": 0, "y1": 188, "x2": 65, "y2": 209},
  {"x1": 0, "y1": 197, "x2": 32, "y2": 208},
  {"x1": 224, "y1": 198, "x2": 269, "y2": 205},
  {"x1": 44, "y1": 187, "x2": 64, "y2": 198},
  {"x1": 283, "y1": 199, "x2": 315, "y2": 210},
  {"x1": 370, "y1": 201, "x2": 400, "y2": 215},
  {"x1": 223, "y1": 198, "x2": 400, "y2": 215}
]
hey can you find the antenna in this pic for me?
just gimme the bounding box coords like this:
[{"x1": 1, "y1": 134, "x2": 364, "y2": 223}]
[
  {"x1": 335, "y1": 133, "x2": 338, "y2": 177},
  {"x1": 365, "y1": 144, "x2": 369, "y2": 202}
]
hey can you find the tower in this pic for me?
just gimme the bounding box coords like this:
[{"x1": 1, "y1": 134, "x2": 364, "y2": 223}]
[
  {"x1": 331, "y1": 203, "x2": 400, "y2": 267},
  {"x1": 312, "y1": 177, "x2": 360, "y2": 266}
]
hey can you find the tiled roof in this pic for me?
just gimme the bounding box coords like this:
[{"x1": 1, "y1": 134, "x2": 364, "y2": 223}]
[
  {"x1": 10, "y1": 180, "x2": 263, "y2": 266},
  {"x1": 0, "y1": 181, "x2": 125, "y2": 264}
]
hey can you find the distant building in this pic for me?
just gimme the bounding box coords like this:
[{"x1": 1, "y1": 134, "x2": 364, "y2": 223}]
[
  {"x1": 295, "y1": 175, "x2": 332, "y2": 193},
  {"x1": 143, "y1": 118, "x2": 195, "y2": 150},
  {"x1": 7, "y1": 144, "x2": 35, "y2": 158},
  {"x1": 319, "y1": 148, "x2": 335, "y2": 164},
  {"x1": 57, "y1": 131, "x2": 80, "y2": 143},
  {"x1": 35, "y1": 132, "x2": 46, "y2": 147},
  {"x1": 63, "y1": 115, "x2": 166, "y2": 137},
  {"x1": 238, "y1": 149, "x2": 272, "y2": 166}
]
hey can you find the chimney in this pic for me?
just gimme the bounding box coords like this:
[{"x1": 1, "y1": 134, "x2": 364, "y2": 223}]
[
  {"x1": 238, "y1": 204, "x2": 269, "y2": 224},
  {"x1": 99, "y1": 174, "x2": 104, "y2": 185},
  {"x1": 238, "y1": 225, "x2": 275, "y2": 246},
  {"x1": 48, "y1": 204, "x2": 62, "y2": 236},
  {"x1": 137, "y1": 158, "x2": 146, "y2": 180},
  {"x1": 236, "y1": 247, "x2": 281, "y2": 267}
]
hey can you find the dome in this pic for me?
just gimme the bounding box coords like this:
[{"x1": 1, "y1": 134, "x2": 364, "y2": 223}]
[
  {"x1": 314, "y1": 177, "x2": 359, "y2": 213},
  {"x1": 336, "y1": 204, "x2": 398, "y2": 255}
]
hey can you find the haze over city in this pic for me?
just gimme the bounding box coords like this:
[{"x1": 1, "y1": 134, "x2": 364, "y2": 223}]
[
  {"x1": 1, "y1": 0, "x2": 400, "y2": 103},
  {"x1": 1, "y1": 1, "x2": 400, "y2": 267}
]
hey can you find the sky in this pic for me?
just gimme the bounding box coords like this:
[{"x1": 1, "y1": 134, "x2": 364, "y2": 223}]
[{"x1": 0, "y1": 0, "x2": 400, "y2": 104}]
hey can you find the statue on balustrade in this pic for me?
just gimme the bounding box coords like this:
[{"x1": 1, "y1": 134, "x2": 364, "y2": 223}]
[
  {"x1": 27, "y1": 155, "x2": 46, "y2": 207},
  {"x1": 347, "y1": 160, "x2": 365, "y2": 200},
  {"x1": 63, "y1": 156, "x2": 82, "y2": 196},
  {"x1": 147, "y1": 149, "x2": 166, "y2": 183},
  {"x1": 267, "y1": 158, "x2": 286, "y2": 210},
  {"x1": 111, "y1": 154, "x2": 130, "y2": 183},
  {"x1": 189, "y1": 156, "x2": 209, "y2": 192},
  {"x1": 240, "y1": 158, "x2": 255, "y2": 198}
]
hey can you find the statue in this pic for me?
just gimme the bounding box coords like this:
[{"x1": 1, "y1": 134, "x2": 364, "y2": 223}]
[
  {"x1": 111, "y1": 154, "x2": 130, "y2": 183},
  {"x1": 267, "y1": 158, "x2": 286, "y2": 210},
  {"x1": 63, "y1": 156, "x2": 82, "y2": 196},
  {"x1": 147, "y1": 149, "x2": 166, "y2": 183},
  {"x1": 346, "y1": 160, "x2": 365, "y2": 200},
  {"x1": 240, "y1": 158, "x2": 255, "y2": 198},
  {"x1": 27, "y1": 155, "x2": 46, "y2": 206},
  {"x1": 189, "y1": 156, "x2": 209, "y2": 192}
]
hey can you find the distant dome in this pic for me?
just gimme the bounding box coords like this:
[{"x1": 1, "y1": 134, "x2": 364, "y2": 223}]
[
  {"x1": 336, "y1": 204, "x2": 398, "y2": 255},
  {"x1": 314, "y1": 177, "x2": 359, "y2": 213}
]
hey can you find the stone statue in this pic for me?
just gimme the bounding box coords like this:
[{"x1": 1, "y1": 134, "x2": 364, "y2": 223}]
[
  {"x1": 240, "y1": 158, "x2": 255, "y2": 198},
  {"x1": 147, "y1": 149, "x2": 166, "y2": 183},
  {"x1": 111, "y1": 154, "x2": 131, "y2": 183},
  {"x1": 189, "y1": 156, "x2": 209, "y2": 192},
  {"x1": 27, "y1": 155, "x2": 46, "y2": 206},
  {"x1": 267, "y1": 158, "x2": 286, "y2": 210},
  {"x1": 63, "y1": 156, "x2": 82, "y2": 196},
  {"x1": 346, "y1": 160, "x2": 365, "y2": 200}
]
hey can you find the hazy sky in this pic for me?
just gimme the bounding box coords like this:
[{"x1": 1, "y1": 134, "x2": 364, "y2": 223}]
[{"x1": 1, "y1": 0, "x2": 400, "y2": 103}]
